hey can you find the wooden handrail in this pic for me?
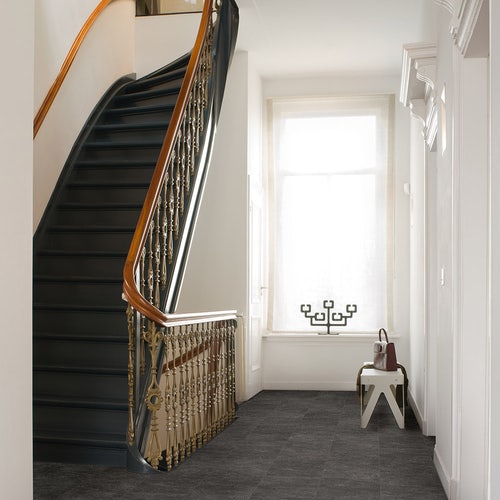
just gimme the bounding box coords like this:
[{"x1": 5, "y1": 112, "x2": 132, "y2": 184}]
[
  {"x1": 33, "y1": 0, "x2": 115, "y2": 138},
  {"x1": 122, "y1": 0, "x2": 217, "y2": 327}
]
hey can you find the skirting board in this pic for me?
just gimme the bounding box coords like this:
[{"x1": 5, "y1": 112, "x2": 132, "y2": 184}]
[
  {"x1": 434, "y1": 446, "x2": 451, "y2": 498},
  {"x1": 263, "y1": 381, "x2": 355, "y2": 391},
  {"x1": 407, "y1": 389, "x2": 425, "y2": 432}
]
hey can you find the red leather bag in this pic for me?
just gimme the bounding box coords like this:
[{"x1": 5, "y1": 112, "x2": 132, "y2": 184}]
[{"x1": 373, "y1": 328, "x2": 397, "y2": 371}]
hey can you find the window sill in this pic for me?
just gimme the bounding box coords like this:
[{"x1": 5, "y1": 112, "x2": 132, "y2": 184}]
[{"x1": 262, "y1": 332, "x2": 401, "y2": 343}]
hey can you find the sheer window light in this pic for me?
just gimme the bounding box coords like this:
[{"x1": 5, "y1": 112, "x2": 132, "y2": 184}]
[{"x1": 269, "y1": 95, "x2": 393, "y2": 333}]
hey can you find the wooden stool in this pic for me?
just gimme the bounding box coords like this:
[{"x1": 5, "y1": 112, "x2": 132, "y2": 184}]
[{"x1": 360, "y1": 366, "x2": 405, "y2": 428}]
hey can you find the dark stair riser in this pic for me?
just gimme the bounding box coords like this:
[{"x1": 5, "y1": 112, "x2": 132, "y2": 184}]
[
  {"x1": 51, "y1": 206, "x2": 143, "y2": 227},
  {"x1": 58, "y1": 185, "x2": 150, "y2": 204},
  {"x1": 34, "y1": 337, "x2": 127, "y2": 368},
  {"x1": 34, "y1": 280, "x2": 124, "y2": 308},
  {"x1": 33, "y1": 438, "x2": 127, "y2": 467},
  {"x1": 101, "y1": 105, "x2": 175, "y2": 126},
  {"x1": 72, "y1": 163, "x2": 156, "y2": 183},
  {"x1": 111, "y1": 86, "x2": 182, "y2": 108},
  {"x1": 34, "y1": 308, "x2": 127, "y2": 337},
  {"x1": 34, "y1": 369, "x2": 127, "y2": 401},
  {"x1": 78, "y1": 144, "x2": 164, "y2": 163},
  {"x1": 90, "y1": 124, "x2": 170, "y2": 143},
  {"x1": 35, "y1": 253, "x2": 126, "y2": 278},
  {"x1": 34, "y1": 405, "x2": 128, "y2": 436},
  {"x1": 42, "y1": 229, "x2": 135, "y2": 252}
]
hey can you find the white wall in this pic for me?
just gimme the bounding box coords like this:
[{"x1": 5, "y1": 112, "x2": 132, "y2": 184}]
[
  {"x1": 489, "y1": 2, "x2": 500, "y2": 498},
  {"x1": 33, "y1": 0, "x2": 135, "y2": 230},
  {"x1": 261, "y1": 75, "x2": 410, "y2": 391},
  {"x1": 408, "y1": 115, "x2": 427, "y2": 422},
  {"x1": 0, "y1": 2, "x2": 34, "y2": 498},
  {"x1": 431, "y1": 4, "x2": 490, "y2": 498},
  {"x1": 135, "y1": 13, "x2": 200, "y2": 78},
  {"x1": 176, "y1": 51, "x2": 255, "y2": 401}
]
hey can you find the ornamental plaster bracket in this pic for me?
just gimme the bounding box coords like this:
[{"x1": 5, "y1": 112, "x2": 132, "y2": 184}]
[
  {"x1": 400, "y1": 43, "x2": 437, "y2": 151},
  {"x1": 434, "y1": 0, "x2": 486, "y2": 55}
]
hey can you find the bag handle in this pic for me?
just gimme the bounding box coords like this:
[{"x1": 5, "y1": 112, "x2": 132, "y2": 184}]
[{"x1": 378, "y1": 328, "x2": 389, "y2": 342}]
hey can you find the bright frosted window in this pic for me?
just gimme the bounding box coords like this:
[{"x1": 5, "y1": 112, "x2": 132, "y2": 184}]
[{"x1": 270, "y1": 95, "x2": 393, "y2": 333}]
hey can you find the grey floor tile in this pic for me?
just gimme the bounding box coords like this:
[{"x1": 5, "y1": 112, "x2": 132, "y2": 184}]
[{"x1": 34, "y1": 391, "x2": 446, "y2": 500}]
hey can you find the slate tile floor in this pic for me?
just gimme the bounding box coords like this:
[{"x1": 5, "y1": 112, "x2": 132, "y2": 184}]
[{"x1": 34, "y1": 390, "x2": 446, "y2": 499}]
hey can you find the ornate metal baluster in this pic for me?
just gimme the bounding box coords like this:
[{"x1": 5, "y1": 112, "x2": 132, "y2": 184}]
[
  {"x1": 147, "y1": 223, "x2": 154, "y2": 305},
  {"x1": 171, "y1": 333, "x2": 180, "y2": 466},
  {"x1": 144, "y1": 322, "x2": 163, "y2": 469},
  {"x1": 179, "y1": 119, "x2": 186, "y2": 216},
  {"x1": 195, "y1": 325, "x2": 204, "y2": 448},
  {"x1": 188, "y1": 326, "x2": 197, "y2": 452},
  {"x1": 179, "y1": 326, "x2": 187, "y2": 461},
  {"x1": 201, "y1": 323, "x2": 210, "y2": 445},
  {"x1": 140, "y1": 250, "x2": 146, "y2": 375},
  {"x1": 174, "y1": 135, "x2": 182, "y2": 239},
  {"x1": 127, "y1": 305, "x2": 136, "y2": 445},
  {"x1": 167, "y1": 156, "x2": 175, "y2": 264},
  {"x1": 161, "y1": 175, "x2": 168, "y2": 287},
  {"x1": 163, "y1": 327, "x2": 174, "y2": 471},
  {"x1": 185, "y1": 103, "x2": 192, "y2": 193},
  {"x1": 154, "y1": 202, "x2": 161, "y2": 307}
]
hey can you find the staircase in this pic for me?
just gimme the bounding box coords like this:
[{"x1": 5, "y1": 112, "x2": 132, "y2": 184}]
[{"x1": 33, "y1": 55, "x2": 190, "y2": 466}]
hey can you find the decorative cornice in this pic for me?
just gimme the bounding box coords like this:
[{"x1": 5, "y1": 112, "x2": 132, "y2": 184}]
[
  {"x1": 400, "y1": 43, "x2": 437, "y2": 150},
  {"x1": 434, "y1": 0, "x2": 455, "y2": 15},
  {"x1": 450, "y1": 0, "x2": 485, "y2": 54}
]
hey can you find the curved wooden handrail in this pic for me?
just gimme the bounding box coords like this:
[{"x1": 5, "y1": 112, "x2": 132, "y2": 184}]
[
  {"x1": 33, "y1": 0, "x2": 115, "y2": 138},
  {"x1": 122, "y1": 0, "x2": 218, "y2": 327}
]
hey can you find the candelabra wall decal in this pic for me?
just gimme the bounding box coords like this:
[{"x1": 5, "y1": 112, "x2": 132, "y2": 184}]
[{"x1": 300, "y1": 300, "x2": 358, "y2": 335}]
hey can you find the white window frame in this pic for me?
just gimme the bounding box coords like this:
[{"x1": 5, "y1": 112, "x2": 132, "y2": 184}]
[{"x1": 267, "y1": 94, "x2": 394, "y2": 334}]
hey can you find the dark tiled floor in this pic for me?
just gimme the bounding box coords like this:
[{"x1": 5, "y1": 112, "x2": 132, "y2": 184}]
[{"x1": 34, "y1": 390, "x2": 446, "y2": 499}]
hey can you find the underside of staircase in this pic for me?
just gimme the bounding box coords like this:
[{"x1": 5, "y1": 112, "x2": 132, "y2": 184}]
[{"x1": 33, "y1": 55, "x2": 190, "y2": 467}]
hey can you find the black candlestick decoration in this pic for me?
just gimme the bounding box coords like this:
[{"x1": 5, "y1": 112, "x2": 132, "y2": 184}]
[{"x1": 300, "y1": 300, "x2": 358, "y2": 335}]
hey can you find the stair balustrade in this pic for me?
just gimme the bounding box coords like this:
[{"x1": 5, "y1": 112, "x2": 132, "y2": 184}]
[{"x1": 122, "y1": 0, "x2": 239, "y2": 471}]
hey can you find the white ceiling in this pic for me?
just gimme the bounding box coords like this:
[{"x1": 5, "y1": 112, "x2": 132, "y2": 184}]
[{"x1": 234, "y1": 0, "x2": 437, "y2": 79}]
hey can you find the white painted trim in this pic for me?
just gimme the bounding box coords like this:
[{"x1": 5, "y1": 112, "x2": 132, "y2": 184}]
[
  {"x1": 262, "y1": 333, "x2": 400, "y2": 343},
  {"x1": 407, "y1": 388, "x2": 426, "y2": 434},
  {"x1": 434, "y1": 446, "x2": 452, "y2": 498},
  {"x1": 434, "y1": 0, "x2": 455, "y2": 14},
  {"x1": 263, "y1": 381, "x2": 354, "y2": 391},
  {"x1": 451, "y1": 0, "x2": 485, "y2": 54},
  {"x1": 400, "y1": 43, "x2": 437, "y2": 150}
]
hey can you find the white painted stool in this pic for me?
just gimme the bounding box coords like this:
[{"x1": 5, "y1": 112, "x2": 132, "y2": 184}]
[{"x1": 360, "y1": 367, "x2": 405, "y2": 429}]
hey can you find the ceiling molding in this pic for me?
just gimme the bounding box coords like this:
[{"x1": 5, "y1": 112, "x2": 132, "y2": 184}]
[
  {"x1": 400, "y1": 43, "x2": 437, "y2": 150},
  {"x1": 434, "y1": 0, "x2": 455, "y2": 15},
  {"x1": 450, "y1": 0, "x2": 485, "y2": 54}
]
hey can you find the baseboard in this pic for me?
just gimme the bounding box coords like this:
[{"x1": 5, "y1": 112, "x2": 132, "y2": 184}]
[
  {"x1": 262, "y1": 381, "x2": 355, "y2": 391},
  {"x1": 434, "y1": 445, "x2": 451, "y2": 499},
  {"x1": 407, "y1": 389, "x2": 425, "y2": 431}
]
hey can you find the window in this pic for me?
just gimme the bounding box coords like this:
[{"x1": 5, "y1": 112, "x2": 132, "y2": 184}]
[{"x1": 269, "y1": 95, "x2": 393, "y2": 333}]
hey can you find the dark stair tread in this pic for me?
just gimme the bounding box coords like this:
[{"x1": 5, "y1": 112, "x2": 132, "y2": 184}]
[
  {"x1": 34, "y1": 303, "x2": 125, "y2": 312},
  {"x1": 66, "y1": 180, "x2": 150, "y2": 188},
  {"x1": 84, "y1": 140, "x2": 164, "y2": 149},
  {"x1": 34, "y1": 395, "x2": 127, "y2": 410},
  {"x1": 93, "y1": 121, "x2": 169, "y2": 132},
  {"x1": 34, "y1": 331, "x2": 127, "y2": 343},
  {"x1": 114, "y1": 86, "x2": 181, "y2": 102},
  {"x1": 75, "y1": 159, "x2": 157, "y2": 168},
  {"x1": 127, "y1": 66, "x2": 187, "y2": 91},
  {"x1": 34, "y1": 275, "x2": 122, "y2": 283},
  {"x1": 48, "y1": 225, "x2": 136, "y2": 232},
  {"x1": 34, "y1": 430, "x2": 127, "y2": 448},
  {"x1": 104, "y1": 103, "x2": 175, "y2": 115},
  {"x1": 37, "y1": 249, "x2": 127, "y2": 257},
  {"x1": 34, "y1": 364, "x2": 127, "y2": 376},
  {"x1": 57, "y1": 202, "x2": 143, "y2": 210}
]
